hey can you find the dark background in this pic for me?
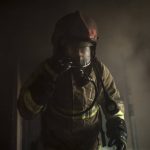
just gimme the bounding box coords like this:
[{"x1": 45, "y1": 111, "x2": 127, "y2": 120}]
[{"x1": 0, "y1": 0, "x2": 150, "y2": 150}]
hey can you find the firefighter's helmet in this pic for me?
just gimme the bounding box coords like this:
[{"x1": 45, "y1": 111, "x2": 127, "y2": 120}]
[{"x1": 52, "y1": 11, "x2": 99, "y2": 68}]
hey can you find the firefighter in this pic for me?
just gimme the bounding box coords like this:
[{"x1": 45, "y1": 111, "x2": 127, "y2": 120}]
[{"x1": 18, "y1": 11, "x2": 127, "y2": 150}]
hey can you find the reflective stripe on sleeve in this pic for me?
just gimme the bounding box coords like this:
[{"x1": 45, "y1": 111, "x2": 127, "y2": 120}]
[{"x1": 114, "y1": 110, "x2": 124, "y2": 120}]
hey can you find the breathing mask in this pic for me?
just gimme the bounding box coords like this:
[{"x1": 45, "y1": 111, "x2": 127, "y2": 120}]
[
  {"x1": 64, "y1": 41, "x2": 94, "y2": 68},
  {"x1": 55, "y1": 40, "x2": 95, "y2": 86}
]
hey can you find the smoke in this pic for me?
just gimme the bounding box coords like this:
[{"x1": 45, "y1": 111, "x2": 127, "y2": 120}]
[{"x1": 90, "y1": 2, "x2": 150, "y2": 149}]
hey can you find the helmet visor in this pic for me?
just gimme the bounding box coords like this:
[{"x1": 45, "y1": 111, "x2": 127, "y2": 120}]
[
  {"x1": 65, "y1": 44, "x2": 92, "y2": 67},
  {"x1": 79, "y1": 46, "x2": 91, "y2": 67}
]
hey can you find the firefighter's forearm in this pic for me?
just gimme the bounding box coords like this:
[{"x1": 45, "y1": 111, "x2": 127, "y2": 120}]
[{"x1": 17, "y1": 88, "x2": 44, "y2": 119}]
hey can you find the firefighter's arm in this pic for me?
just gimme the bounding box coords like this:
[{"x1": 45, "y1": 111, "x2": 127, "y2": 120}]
[
  {"x1": 17, "y1": 60, "x2": 56, "y2": 120},
  {"x1": 100, "y1": 63, "x2": 127, "y2": 149},
  {"x1": 100, "y1": 63, "x2": 124, "y2": 119}
]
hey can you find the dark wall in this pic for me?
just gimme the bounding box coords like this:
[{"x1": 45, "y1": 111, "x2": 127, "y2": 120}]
[{"x1": 0, "y1": 3, "x2": 18, "y2": 149}]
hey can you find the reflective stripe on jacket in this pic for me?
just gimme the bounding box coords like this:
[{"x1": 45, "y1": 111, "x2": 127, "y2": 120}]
[{"x1": 17, "y1": 57, "x2": 125, "y2": 134}]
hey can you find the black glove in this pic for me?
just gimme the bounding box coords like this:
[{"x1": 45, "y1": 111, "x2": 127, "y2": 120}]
[
  {"x1": 29, "y1": 57, "x2": 71, "y2": 106},
  {"x1": 28, "y1": 70, "x2": 55, "y2": 106},
  {"x1": 106, "y1": 117, "x2": 127, "y2": 150}
]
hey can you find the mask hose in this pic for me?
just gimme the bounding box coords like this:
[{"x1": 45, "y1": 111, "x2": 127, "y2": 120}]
[
  {"x1": 55, "y1": 58, "x2": 119, "y2": 117},
  {"x1": 55, "y1": 64, "x2": 100, "y2": 117}
]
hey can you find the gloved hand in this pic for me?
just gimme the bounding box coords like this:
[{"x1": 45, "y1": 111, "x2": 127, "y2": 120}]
[
  {"x1": 28, "y1": 70, "x2": 55, "y2": 106},
  {"x1": 29, "y1": 57, "x2": 73, "y2": 106},
  {"x1": 56, "y1": 58, "x2": 73, "y2": 75},
  {"x1": 106, "y1": 117, "x2": 127, "y2": 150},
  {"x1": 50, "y1": 57, "x2": 73, "y2": 75}
]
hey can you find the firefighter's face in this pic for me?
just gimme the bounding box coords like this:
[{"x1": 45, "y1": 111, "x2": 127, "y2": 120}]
[{"x1": 64, "y1": 43, "x2": 91, "y2": 67}]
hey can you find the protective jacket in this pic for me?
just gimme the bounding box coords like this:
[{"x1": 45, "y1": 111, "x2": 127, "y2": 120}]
[{"x1": 18, "y1": 57, "x2": 125, "y2": 150}]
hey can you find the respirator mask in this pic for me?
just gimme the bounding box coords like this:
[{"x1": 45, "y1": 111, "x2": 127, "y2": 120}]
[
  {"x1": 64, "y1": 41, "x2": 93, "y2": 67},
  {"x1": 58, "y1": 41, "x2": 96, "y2": 86}
]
